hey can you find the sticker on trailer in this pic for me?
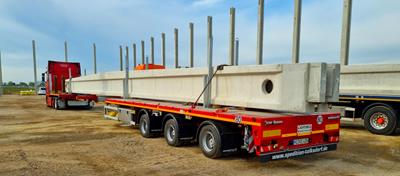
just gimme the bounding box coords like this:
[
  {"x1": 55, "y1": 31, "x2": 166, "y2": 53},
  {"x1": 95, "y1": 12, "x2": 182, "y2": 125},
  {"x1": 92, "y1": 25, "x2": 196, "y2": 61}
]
[
  {"x1": 293, "y1": 138, "x2": 309, "y2": 145},
  {"x1": 297, "y1": 124, "x2": 312, "y2": 133}
]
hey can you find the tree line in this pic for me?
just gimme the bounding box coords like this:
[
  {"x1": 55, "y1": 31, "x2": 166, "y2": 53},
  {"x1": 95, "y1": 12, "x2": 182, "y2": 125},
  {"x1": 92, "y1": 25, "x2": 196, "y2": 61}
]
[{"x1": 2, "y1": 81, "x2": 45, "y2": 87}]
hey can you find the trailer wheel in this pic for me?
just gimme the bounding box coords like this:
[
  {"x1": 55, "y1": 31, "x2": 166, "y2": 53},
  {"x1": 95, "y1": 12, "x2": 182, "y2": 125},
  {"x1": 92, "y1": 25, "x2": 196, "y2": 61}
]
[
  {"x1": 363, "y1": 105, "x2": 397, "y2": 135},
  {"x1": 164, "y1": 118, "x2": 181, "y2": 147},
  {"x1": 199, "y1": 124, "x2": 222, "y2": 158},
  {"x1": 139, "y1": 113, "x2": 152, "y2": 138}
]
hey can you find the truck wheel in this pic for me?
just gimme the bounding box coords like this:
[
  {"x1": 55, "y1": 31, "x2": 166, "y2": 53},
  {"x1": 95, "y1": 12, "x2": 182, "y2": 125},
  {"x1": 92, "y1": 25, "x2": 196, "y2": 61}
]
[
  {"x1": 199, "y1": 124, "x2": 222, "y2": 158},
  {"x1": 53, "y1": 98, "x2": 59, "y2": 109},
  {"x1": 54, "y1": 99, "x2": 66, "y2": 110},
  {"x1": 164, "y1": 118, "x2": 181, "y2": 147},
  {"x1": 363, "y1": 105, "x2": 397, "y2": 135},
  {"x1": 86, "y1": 101, "x2": 95, "y2": 109},
  {"x1": 139, "y1": 113, "x2": 152, "y2": 138}
]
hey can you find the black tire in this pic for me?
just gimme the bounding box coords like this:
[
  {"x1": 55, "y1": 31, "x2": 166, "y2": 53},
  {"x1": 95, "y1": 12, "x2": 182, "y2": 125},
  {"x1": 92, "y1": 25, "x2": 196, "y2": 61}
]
[
  {"x1": 53, "y1": 98, "x2": 59, "y2": 110},
  {"x1": 85, "y1": 101, "x2": 95, "y2": 110},
  {"x1": 199, "y1": 124, "x2": 222, "y2": 159},
  {"x1": 164, "y1": 118, "x2": 181, "y2": 147},
  {"x1": 363, "y1": 105, "x2": 397, "y2": 135},
  {"x1": 139, "y1": 113, "x2": 152, "y2": 138}
]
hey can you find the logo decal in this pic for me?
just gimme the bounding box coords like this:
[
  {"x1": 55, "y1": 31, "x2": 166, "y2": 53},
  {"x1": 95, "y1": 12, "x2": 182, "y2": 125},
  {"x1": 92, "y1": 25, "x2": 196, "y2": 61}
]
[
  {"x1": 234, "y1": 115, "x2": 242, "y2": 123},
  {"x1": 317, "y1": 115, "x2": 323, "y2": 125}
]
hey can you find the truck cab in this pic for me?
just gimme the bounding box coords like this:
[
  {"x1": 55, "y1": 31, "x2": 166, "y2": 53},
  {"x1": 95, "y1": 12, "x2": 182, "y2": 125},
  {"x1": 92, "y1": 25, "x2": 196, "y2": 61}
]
[{"x1": 45, "y1": 60, "x2": 97, "y2": 109}]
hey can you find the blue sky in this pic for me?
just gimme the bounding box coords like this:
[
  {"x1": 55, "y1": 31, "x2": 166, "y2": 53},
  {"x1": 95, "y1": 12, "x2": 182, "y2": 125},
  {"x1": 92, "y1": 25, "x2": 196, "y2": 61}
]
[{"x1": 1, "y1": 0, "x2": 399, "y2": 82}]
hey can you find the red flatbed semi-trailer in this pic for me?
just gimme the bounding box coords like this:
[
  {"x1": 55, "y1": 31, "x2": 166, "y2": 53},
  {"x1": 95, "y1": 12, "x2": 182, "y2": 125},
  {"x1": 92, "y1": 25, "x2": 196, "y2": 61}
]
[
  {"x1": 104, "y1": 98, "x2": 340, "y2": 161},
  {"x1": 45, "y1": 60, "x2": 97, "y2": 109}
]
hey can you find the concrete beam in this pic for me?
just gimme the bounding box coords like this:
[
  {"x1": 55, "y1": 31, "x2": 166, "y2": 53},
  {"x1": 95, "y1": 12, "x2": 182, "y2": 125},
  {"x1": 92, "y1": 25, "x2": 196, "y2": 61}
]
[
  {"x1": 69, "y1": 63, "x2": 339, "y2": 113},
  {"x1": 256, "y1": 0, "x2": 264, "y2": 65},
  {"x1": 340, "y1": 0, "x2": 352, "y2": 65},
  {"x1": 291, "y1": 0, "x2": 302, "y2": 64},
  {"x1": 340, "y1": 64, "x2": 400, "y2": 95},
  {"x1": 32, "y1": 40, "x2": 38, "y2": 95},
  {"x1": 228, "y1": 7, "x2": 235, "y2": 65}
]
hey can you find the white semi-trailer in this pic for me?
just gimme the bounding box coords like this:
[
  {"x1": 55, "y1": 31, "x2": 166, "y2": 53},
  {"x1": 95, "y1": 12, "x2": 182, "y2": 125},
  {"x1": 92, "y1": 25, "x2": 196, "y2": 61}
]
[
  {"x1": 338, "y1": 64, "x2": 400, "y2": 135},
  {"x1": 66, "y1": 62, "x2": 342, "y2": 161}
]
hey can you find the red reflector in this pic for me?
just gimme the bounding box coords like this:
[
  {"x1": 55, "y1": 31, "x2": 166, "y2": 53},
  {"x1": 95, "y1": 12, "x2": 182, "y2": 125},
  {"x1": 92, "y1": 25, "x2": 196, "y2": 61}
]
[{"x1": 328, "y1": 136, "x2": 339, "y2": 142}]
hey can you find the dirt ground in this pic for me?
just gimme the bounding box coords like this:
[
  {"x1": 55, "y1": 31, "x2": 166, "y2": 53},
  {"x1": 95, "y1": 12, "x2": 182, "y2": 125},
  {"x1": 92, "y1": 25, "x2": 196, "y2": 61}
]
[{"x1": 0, "y1": 95, "x2": 399, "y2": 176}]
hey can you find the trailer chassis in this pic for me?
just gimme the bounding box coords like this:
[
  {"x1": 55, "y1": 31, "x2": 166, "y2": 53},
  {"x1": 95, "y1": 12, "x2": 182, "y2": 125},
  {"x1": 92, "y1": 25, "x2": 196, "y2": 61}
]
[{"x1": 104, "y1": 98, "x2": 340, "y2": 161}]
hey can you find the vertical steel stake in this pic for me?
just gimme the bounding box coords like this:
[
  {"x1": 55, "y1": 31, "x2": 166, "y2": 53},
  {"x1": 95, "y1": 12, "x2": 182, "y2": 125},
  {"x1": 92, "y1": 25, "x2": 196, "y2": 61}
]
[
  {"x1": 235, "y1": 38, "x2": 239, "y2": 66},
  {"x1": 64, "y1": 41, "x2": 68, "y2": 62},
  {"x1": 340, "y1": 0, "x2": 352, "y2": 65},
  {"x1": 292, "y1": 0, "x2": 302, "y2": 64},
  {"x1": 256, "y1": 0, "x2": 264, "y2": 65},
  {"x1": 174, "y1": 28, "x2": 179, "y2": 68},
  {"x1": 229, "y1": 7, "x2": 236, "y2": 65},
  {"x1": 0, "y1": 50, "x2": 3, "y2": 96},
  {"x1": 119, "y1": 45, "x2": 123, "y2": 71},
  {"x1": 161, "y1": 33, "x2": 166, "y2": 67},
  {"x1": 150, "y1": 37, "x2": 155, "y2": 64},
  {"x1": 124, "y1": 46, "x2": 129, "y2": 99},
  {"x1": 204, "y1": 16, "x2": 213, "y2": 108},
  {"x1": 32, "y1": 40, "x2": 38, "y2": 95},
  {"x1": 189, "y1": 23, "x2": 194, "y2": 67},
  {"x1": 93, "y1": 43, "x2": 97, "y2": 74},
  {"x1": 141, "y1": 41, "x2": 145, "y2": 65},
  {"x1": 133, "y1": 43, "x2": 137, "y2": 68}
]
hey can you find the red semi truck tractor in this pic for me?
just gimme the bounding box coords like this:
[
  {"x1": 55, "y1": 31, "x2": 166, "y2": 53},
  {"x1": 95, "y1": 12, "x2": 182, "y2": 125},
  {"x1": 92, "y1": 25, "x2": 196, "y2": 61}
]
[{"x1": 45, "y1": 60, "x2": 97, "y2": 109}]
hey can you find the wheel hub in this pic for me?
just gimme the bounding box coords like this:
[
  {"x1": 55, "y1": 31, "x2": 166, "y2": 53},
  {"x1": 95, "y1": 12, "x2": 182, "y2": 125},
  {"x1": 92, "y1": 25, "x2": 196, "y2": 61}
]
[
  {"x1": 376, "y1": 117, "x2": 385, "y2": 125},
  {"x1": 141, "y1": 120, "x2": 147, "y2": 133},
  {"x1": 370, "y1": 113, "x2": 389, "y2": 130},
  {"x1": 202, "y1": 131, "x2": 215, "y2": 152},
  {"x1": 167, "y1": 126, "x2": 175, "y2": 141}
]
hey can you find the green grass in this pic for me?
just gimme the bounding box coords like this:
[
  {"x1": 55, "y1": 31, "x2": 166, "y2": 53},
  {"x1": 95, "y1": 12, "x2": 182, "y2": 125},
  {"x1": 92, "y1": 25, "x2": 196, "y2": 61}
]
[{"x1": 2, "y1": 86, "x2": 35, "y2": 95}]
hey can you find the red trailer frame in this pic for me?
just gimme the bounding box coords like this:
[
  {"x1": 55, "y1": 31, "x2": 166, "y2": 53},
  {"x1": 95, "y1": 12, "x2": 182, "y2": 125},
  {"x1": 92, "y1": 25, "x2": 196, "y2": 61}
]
[{"x1": 104, "y1": 98, "x2": 340, "y2": 161}]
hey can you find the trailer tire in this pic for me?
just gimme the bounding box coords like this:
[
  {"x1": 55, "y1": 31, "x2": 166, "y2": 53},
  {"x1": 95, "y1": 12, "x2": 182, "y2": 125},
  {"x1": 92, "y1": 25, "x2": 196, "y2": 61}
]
[
  {"x1": 139, "y1": 113, "x2": 152, "y2": 138},
  {"x1": 164, "y1": 118, "x2": 181, "y2": 147},
  {"x1": 199, "y1": 124, "x2": 222, "y2": 159},
  {"x1": 363, "y1": 105, "x2": 397, "y2": 135}
]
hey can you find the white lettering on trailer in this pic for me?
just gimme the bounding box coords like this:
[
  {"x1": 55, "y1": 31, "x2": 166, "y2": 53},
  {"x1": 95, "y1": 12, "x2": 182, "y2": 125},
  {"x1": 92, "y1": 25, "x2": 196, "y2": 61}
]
[{"x1": 271, "y1": 146, "x2": 329, "y2": 160}]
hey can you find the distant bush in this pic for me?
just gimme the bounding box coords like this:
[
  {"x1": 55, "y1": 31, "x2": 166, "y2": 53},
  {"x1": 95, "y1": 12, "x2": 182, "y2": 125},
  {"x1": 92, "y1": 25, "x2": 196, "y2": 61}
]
[{"x1": 2, "y1": 86, "x2": 34, "y2": 95}]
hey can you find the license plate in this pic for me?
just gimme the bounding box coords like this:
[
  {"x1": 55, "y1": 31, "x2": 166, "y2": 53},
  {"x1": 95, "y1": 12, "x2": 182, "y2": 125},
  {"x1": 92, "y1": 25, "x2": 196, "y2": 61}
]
[
  {"x1": 297, "y1": 124, "x2": 312, "y2": 133},
  {"x1": 293, "y1": 138, "x2": 309, "y2": 145}
]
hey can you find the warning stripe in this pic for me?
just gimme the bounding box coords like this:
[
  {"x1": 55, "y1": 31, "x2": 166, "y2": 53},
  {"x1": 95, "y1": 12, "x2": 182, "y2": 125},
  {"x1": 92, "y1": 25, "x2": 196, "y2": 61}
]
[{"x1": 105, "y1": 100, "x2": 261, "y2": 126}]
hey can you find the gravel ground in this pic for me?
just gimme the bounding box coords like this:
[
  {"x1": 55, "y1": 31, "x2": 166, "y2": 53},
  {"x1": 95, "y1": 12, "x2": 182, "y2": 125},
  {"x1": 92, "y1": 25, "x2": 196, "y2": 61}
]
[{"x1": 0, "y1": 95, "x2": 399, "y2": 176}]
